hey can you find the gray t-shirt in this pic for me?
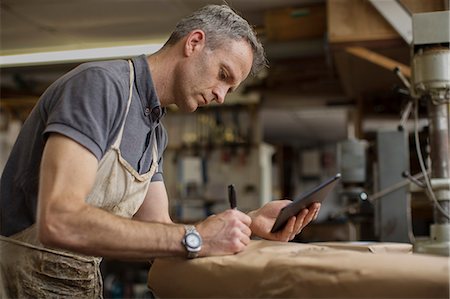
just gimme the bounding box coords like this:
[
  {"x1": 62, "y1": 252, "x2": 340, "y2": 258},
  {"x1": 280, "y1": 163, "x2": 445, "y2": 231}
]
[{"x1": 0, "y1": 55, "x2": 168, "y2": 237}]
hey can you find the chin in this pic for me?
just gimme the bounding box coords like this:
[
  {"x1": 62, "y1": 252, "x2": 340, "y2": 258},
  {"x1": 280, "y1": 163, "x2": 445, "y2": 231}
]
[
  {"x1": 174, "y1": 100, "x2": 197, "y2": 113},
  {"x1": 183, "y1": 103, "x2": 198, "y2": 113}
]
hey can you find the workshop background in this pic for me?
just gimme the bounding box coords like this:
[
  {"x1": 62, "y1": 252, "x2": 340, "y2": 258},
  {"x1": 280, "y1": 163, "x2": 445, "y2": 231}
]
[{"x1": 1, "y1": 0, "x2": 449, "y2": 298}]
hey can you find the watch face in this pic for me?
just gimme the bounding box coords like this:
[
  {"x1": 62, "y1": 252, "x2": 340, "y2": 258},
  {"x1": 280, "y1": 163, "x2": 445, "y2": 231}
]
[{"x1": 186, "y1": 233, "x2": 201, "y2": 248}]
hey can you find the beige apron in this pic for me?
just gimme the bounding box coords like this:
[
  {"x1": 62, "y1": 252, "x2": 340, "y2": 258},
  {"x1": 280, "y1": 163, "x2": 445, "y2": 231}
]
[{"x1": 0, "y1": 60, "x2": 159, "y2": 298}]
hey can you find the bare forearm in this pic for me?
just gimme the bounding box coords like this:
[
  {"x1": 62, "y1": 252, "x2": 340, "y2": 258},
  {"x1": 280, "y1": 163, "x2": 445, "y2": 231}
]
[{"x1": 38, "y1": 203, "x2": 185, "y2": 260}]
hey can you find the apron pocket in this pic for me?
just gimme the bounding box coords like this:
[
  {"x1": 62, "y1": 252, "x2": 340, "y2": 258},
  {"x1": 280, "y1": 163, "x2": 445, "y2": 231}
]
[
  {"x1": 28, "y1": 249, "x2": 99, "y2": 298},
  {"x1": 1, "y1": 237, "x2": 101, "y2": 299}
]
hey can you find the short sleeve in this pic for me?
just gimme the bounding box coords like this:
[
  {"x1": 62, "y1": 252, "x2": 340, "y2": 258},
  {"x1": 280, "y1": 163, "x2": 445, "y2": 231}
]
[{"x1": 43, "y1": 67, "x2": 127, "y2": 160}]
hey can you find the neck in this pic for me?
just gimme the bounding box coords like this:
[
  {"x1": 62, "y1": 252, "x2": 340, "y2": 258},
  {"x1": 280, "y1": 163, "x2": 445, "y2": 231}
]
[{"x1": 147, "y1": 48, "x2": 176, "y2": 107}]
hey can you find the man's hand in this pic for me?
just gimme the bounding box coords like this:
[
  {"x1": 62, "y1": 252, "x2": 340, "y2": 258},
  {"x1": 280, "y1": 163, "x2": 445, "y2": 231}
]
[
  {"x1": 248, "y1": 200, "x2": 320, "y2": 242},
  {"x1": 196, "y1": 209, "x2": 252, "y2": 256}
]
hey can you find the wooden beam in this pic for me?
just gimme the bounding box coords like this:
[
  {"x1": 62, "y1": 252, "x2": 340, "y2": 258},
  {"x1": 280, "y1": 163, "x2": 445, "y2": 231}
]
[{"x1": 345, "y1": 46, "x2": 411, "y2": 78}]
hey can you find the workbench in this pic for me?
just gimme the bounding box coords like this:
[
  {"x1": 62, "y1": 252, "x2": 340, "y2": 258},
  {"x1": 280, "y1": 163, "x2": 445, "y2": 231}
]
[{"x1": 148, "y1": 240, "x2": 449, "y2": 298}]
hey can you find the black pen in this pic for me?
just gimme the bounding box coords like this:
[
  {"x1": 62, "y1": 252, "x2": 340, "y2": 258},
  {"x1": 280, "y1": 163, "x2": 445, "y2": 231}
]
[{"x1": 227, "y1": 184, "x2": 237, "y2": 209}]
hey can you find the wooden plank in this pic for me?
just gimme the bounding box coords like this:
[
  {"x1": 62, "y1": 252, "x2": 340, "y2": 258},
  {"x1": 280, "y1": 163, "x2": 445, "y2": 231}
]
[
  {"x1": 328, "y1": 0, "x2": 398, "y2": 43},
  {"x1": 265, "y1": 5, "x2": 326, "y2": 42},
  {"x1": 400, "y1": 0, "x2": 447, "y2": 13},
  {"x1": 327, "y1": 0, "x2": 447, "y2": 43},
  {"x1": 345, "y1": 46, "x2": 411, "y2": 78}
]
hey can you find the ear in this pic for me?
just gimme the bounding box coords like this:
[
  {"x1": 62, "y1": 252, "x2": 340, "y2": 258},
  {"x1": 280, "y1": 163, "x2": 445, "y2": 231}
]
[{"x1": 184, "y1": 30, "x2": 206, "y2": 57}]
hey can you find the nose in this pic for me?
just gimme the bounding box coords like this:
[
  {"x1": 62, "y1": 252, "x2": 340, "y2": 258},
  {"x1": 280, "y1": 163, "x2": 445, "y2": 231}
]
[{"x1": 212, "y1": 85, "x2": 228, "y2": 104}]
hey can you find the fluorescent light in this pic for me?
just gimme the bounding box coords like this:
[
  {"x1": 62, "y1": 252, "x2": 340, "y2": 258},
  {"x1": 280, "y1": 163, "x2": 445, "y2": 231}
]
[{"x1": 0, "y1": 43, "x2": 164, "y2": 67}]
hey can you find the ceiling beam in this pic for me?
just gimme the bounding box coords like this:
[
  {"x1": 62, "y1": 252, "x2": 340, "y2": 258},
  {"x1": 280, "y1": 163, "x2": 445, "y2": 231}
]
[
  {"x1": 0, "y1": 43, "x2": 163, "y2": 68},
  {"x1": 368, "y1": 0, "x2": 413, "y2": 44},
  {"x1": 345, "y1": 46, "x2": 411, "y2": 78}
]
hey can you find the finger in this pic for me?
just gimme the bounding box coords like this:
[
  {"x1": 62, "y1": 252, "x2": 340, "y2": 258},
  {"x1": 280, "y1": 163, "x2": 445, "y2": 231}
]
[
  {"x1": 240, "y1": 233, "x2": 251, "y2": 246},
  {"x1": 230, "y1": 228, "x2": 250, "y2": 251},
  {"x1": 231, "y1": 210, "x2": 252, "y2": 226},
  {"x1": 231, "y1": 239, "x2": 246, "y2": 254},
  {"x1": 279, "y1": 216, "x2": 296, "y2": 242},
  {"x1": 306, "y1": 203, "x2": 320, "y2": 215},
  {"x1": 293, "y1": 209, "x2": 308, "y2": 234},
  {"x1": 301, "y1": 208, "x2": 317, "y2": 228},
  {"x1": 312, "y1": 203, "x2": 320, "y2": 217},
  {"x1": 304, "y1": 203, "x2": 320, "y2": 223},
  {"x1": 313, "y1": 203, "x2": 321, "y2": 220},
  {"x1": 232, "y1": 231, "x2": 251, "y2": 253},
  {"x1": 310, "y1": 203, "x2": 320, "y2": 218},
  {"x1": 291, "y1": 214, "x2": 306, "y2": 240},
  {"x1": 313, "y1": 208, "x2": 320, "y2": 221},
  {"x1": 290, "y1": 226, "x2": 299, "y2": 241},
  {"x1": 238, "y1": 221, "x2": 252, "y2": 237},
  {"x1": 229, "y1": 221, "x2": 251, "y2": 239}
]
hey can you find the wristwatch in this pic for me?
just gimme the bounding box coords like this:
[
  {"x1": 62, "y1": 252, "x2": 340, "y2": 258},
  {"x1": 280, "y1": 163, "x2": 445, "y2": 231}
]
[{"x1": 182, "y1": 225, "x2": 202, "y2": 259}]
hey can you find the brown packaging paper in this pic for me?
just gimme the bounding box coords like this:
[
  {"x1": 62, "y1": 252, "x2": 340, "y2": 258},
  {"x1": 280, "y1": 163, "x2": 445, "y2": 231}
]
[
  {"x1": 310, "y1": 241, "x2": 413, "y2": 253},
  {"x1": 148, "y1": 240, "x2": 449, "y2": 298}
]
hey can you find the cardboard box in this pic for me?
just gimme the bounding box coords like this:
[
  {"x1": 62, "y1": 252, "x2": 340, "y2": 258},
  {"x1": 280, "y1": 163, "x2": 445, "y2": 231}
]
[{"x1": 148, "y1": 240, "x2": 449, "y2": 298}]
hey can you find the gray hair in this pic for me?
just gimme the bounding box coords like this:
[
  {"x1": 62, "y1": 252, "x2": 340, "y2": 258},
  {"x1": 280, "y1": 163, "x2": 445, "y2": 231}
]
[{"x1": 164, "y1": 4, "x2": 267, "y2": 76}]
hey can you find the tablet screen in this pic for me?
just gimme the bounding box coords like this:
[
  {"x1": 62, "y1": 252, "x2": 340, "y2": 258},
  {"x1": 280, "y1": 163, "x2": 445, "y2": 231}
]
[{"x1": 270, "y1": 173, "x2": 341, "y2": 233}]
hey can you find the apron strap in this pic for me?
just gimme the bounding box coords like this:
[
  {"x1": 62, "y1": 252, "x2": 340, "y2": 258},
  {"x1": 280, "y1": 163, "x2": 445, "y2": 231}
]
[
  {"x1": 109, "y1": 59, "x2": 159, "y2": 181},
  {"x1": 112, "y1": 60, "x2": 135, "y2": 149},
  {"x1": 151, "y1": 133, "x2": 159, "y2": 169}
]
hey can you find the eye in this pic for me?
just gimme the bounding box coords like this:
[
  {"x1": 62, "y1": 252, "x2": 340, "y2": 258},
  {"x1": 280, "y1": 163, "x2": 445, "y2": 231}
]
[{"x1": 219, "y1": 68, "x2": 227, "y2": 81}]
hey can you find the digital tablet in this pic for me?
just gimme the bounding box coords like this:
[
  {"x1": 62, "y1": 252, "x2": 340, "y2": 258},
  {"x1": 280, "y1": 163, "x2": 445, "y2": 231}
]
[{"x1": 270, "y1": 173, "x2": 341, "y2": 233}]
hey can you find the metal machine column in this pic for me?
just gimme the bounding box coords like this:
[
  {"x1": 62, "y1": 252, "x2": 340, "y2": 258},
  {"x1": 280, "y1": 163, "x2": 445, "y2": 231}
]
[
  {"x1": 376, "y1": 131, "x2": 414, "y2": 243},
  {"x1": 411, "y1": 11, "x2": 450, "y2": 256}
]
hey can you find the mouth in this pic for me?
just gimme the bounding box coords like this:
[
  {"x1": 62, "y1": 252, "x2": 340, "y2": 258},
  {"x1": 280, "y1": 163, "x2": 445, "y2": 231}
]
[{"x1": 201, "y1": 95, "x2": 208, "y2": 105}]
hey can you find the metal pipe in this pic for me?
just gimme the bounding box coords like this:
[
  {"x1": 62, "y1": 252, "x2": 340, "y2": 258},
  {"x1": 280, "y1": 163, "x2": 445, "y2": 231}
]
[{"x1": 428, "y1": 100, "x2": 450, "y2": 223}]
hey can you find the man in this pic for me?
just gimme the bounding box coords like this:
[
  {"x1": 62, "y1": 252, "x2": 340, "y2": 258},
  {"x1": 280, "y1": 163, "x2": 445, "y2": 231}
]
[{"x1": 0, "y1": 4, "x2": 320, "y2": 297}]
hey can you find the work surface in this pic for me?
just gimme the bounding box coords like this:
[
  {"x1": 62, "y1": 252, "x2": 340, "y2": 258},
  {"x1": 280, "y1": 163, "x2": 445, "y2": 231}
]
[{"x1": 148, "y1": 240, "x2": 450, "y2": 298}]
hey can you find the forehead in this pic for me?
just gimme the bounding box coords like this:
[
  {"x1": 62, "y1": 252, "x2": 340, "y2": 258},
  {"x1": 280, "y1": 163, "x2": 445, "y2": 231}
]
[{"x1": 213, "y1": 39, "x2": 253, "y2": 82}]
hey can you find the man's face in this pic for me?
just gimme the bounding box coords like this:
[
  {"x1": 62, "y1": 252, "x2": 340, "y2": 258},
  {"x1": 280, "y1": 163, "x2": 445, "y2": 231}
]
[{"x1": 174, "y1": 38, "x2": 253, "y2": 112}]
